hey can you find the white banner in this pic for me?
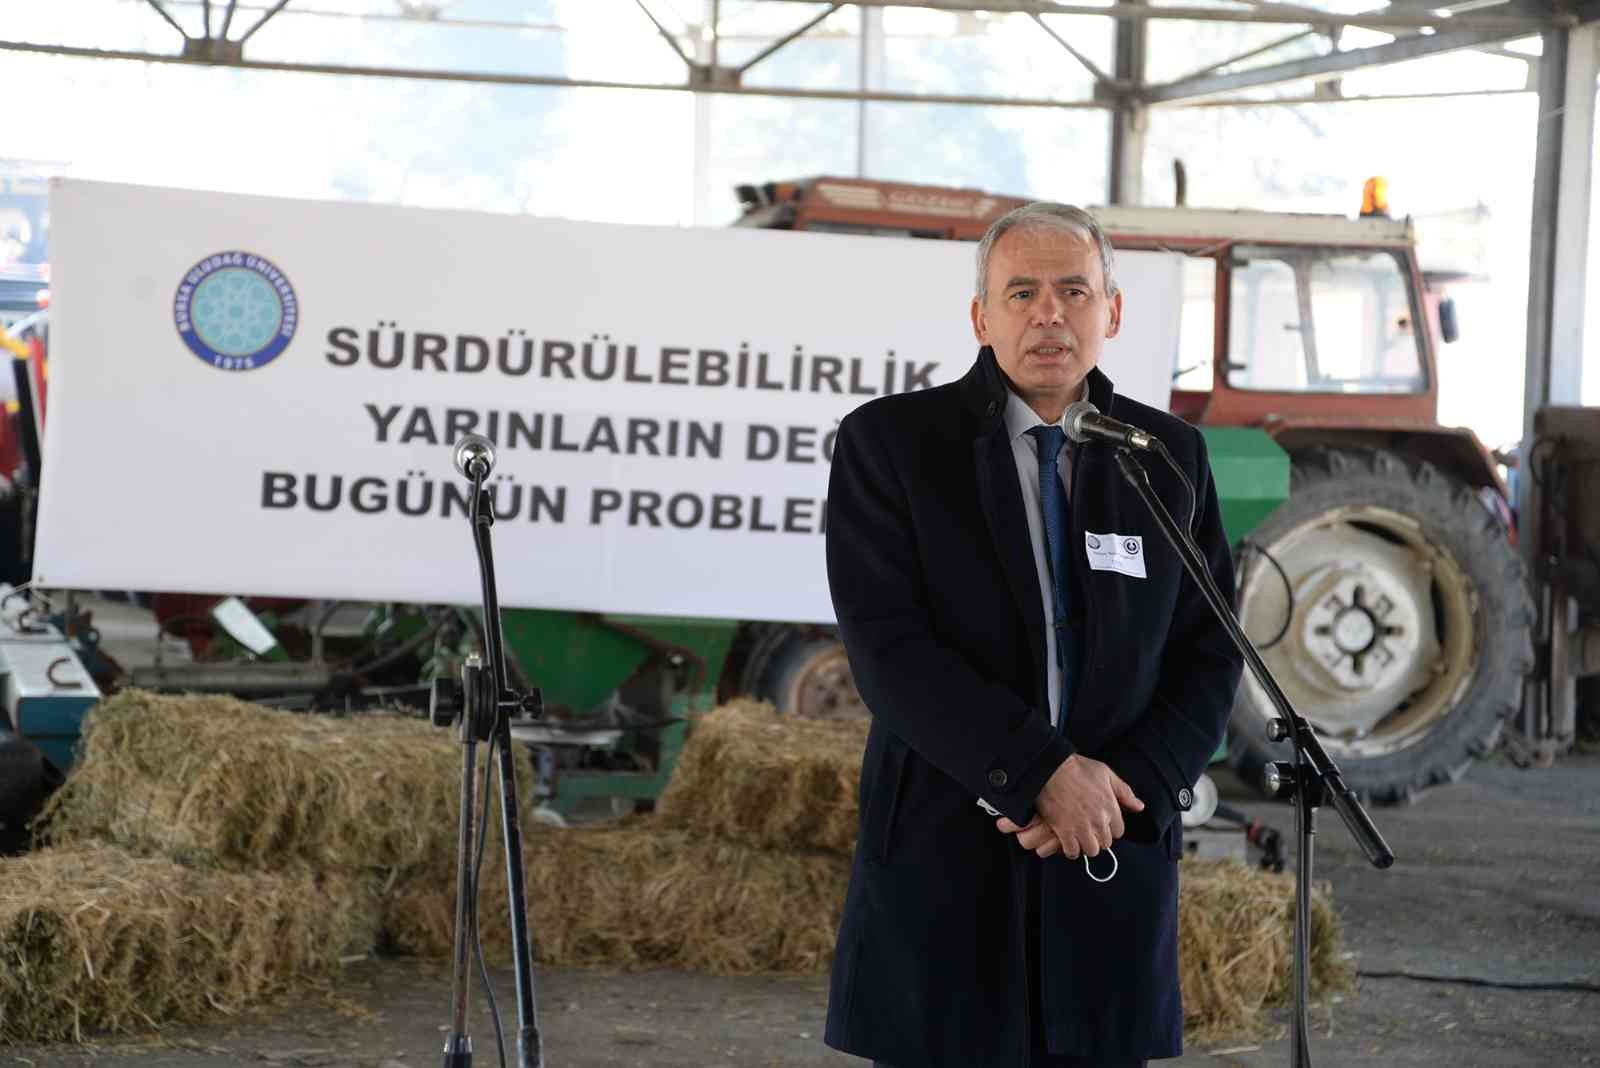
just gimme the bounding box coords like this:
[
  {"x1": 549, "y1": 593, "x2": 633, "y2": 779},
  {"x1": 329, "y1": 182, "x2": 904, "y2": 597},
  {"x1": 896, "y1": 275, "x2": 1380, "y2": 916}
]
[{"x1": 36, "y1": 180, "x2": 1182, "y2": 622}]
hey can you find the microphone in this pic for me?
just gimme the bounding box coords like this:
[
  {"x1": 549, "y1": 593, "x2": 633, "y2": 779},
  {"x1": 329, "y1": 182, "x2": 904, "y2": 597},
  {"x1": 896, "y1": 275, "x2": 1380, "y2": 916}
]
[
  {"x1": 1063, "y1": 400, "x2": 1155, "y2": 451},
  {"x1": 453, "y1": 434, "x2": 496, "y2": 480}
]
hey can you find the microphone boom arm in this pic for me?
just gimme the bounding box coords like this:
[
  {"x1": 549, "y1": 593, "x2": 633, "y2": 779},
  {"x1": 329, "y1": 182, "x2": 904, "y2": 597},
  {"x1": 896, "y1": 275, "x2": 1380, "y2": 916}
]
[{"x1": 1108, "y1": 445, "x2": 1393, "y2": 1068}]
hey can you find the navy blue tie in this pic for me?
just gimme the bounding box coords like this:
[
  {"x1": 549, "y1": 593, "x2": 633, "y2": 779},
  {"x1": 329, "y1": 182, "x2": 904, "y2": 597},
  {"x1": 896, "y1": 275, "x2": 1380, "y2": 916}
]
[{"x1": 1027, "y1": 424, "x2": 1072, "y2": 732}]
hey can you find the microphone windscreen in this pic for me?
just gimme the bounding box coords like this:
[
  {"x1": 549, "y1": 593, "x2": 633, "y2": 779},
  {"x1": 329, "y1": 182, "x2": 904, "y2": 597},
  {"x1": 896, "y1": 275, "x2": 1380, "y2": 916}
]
[
  {"x1": 453, "y1": 434, "x2": 496, "y2": 479},
  {"x1": 1062, "y1": 400, "x2": 1099, "y2": 444}
]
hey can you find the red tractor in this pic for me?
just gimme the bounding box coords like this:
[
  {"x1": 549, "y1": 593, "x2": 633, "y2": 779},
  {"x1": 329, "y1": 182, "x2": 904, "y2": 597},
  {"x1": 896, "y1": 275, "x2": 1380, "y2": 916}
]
[{"x1": 735, "y1": 175, "x2": 1532, "y2": 803}]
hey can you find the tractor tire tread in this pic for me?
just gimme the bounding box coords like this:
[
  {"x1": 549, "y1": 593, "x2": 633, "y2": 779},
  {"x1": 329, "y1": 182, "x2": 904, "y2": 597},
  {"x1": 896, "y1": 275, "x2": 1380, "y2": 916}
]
[{"x1": 1229, "y1": 446, "x2": 1534, "y2": 806}]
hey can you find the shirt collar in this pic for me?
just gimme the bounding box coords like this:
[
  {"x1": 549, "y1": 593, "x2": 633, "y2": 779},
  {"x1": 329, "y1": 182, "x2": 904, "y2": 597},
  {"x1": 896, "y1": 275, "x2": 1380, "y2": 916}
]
[{"x1": 1003, "y1": 383, "x2": 1086, "y2": 445}]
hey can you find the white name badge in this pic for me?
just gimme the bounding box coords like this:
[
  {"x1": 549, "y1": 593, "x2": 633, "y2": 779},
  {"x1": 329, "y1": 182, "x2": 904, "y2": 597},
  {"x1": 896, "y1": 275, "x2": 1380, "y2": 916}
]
[{"x1": 1085, "y1": 532, "x2": 1147, "y2": 578}]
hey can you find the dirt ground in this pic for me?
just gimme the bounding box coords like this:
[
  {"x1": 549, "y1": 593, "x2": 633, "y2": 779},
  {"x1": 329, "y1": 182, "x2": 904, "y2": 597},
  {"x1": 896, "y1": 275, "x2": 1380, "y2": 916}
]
[{"x1": 8, "y1": 751, "x2": 1598, "y2": 1068}]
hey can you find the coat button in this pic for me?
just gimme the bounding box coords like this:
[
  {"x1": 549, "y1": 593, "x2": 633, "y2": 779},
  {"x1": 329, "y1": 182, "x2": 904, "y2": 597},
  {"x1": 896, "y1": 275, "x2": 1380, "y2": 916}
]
[
  {"x1": 1178, "y1": 787, "x2": 1193, "y2": 809},
  {"x1": 987, "y1": 769, "x2": 1008, "y2": 788}
]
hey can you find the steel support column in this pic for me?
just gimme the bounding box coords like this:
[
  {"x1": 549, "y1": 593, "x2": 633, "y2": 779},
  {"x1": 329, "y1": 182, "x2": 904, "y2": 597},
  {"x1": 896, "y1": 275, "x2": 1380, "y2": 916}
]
[
  {"x1": 692, "y1": 1, "x2": 717, "y2": 224},
  {"x1": 857, "y1": 6, "x2": 885, "y2": 177},
  {"x1": 1108, "y1": 13, "x2": 1146, "y2": 205},
  {"x1": 1518, "y1": 21, "x2": 1599, "y2": 759}
]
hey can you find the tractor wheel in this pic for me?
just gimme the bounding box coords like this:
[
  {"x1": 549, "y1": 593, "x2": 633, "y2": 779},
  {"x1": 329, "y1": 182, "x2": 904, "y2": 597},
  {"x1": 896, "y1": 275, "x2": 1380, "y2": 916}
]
[
  {"x1": 1229, "y1": 447, "x2": 1535, "y2": 803},
  {"x1": 755, "y1": 635, "x2": 868, "y2": 721}
]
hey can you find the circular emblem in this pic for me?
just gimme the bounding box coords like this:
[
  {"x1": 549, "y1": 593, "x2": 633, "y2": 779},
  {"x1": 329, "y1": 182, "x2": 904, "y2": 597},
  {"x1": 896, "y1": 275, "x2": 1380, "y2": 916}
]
[
  {"x1": 173, "y1": 251, "x2": 298, "y2": 370},
  {"x1": 1087, "y1": 534, "x2": 1102, "y2": 550},
  {"x1": 1123, "y1": 538, "x2": 1140, "y2": 555}
]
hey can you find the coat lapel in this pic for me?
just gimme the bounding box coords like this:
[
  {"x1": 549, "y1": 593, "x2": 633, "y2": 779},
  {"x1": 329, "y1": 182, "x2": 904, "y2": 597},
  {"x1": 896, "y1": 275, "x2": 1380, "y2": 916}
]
[{"x1": 974, "y1": 422, "x2": 1047, "y2": 698}]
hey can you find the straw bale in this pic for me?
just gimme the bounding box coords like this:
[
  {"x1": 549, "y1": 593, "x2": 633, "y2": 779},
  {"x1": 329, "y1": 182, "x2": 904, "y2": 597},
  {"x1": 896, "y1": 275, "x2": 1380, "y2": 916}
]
[
  {"x1": 656, "y1": 700, "x2": 867, "y2": 855},
  {"x1": 1178, "y1": 858, "x2": 1353, "y2": 1043},
  {"x1": 45, "y1": 690, "x2": 532, "y2": 875},
  {"x1": 385, "y1": 820, "x2": 849, "y2": 974},
  {"x1": 0, "y1": 844, "x2": 377, "y2": 1044}
]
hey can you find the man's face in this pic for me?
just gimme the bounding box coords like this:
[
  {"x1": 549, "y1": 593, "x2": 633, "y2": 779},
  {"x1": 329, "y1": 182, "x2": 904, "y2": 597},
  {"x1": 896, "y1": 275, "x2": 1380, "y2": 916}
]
[{"x1": 970, "y1": 225, "x2": 1122, "y2": 416}]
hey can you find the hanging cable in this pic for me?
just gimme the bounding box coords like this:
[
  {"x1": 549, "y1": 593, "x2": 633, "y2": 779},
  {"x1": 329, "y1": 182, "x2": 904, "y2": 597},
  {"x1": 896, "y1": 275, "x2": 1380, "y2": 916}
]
[
  {"x1": 471, "y1": 725, "x2": 509, "y2": 1068},
  {"x1": 1149, "y1": 438, "x2": 1197, "y2": 535},
  {"x1": 1357, "y1": 968, "x2": 1600, "y2": 993},
  {"x1": 1237, "y1": 538, "x2": 1295, "y2": 651}
]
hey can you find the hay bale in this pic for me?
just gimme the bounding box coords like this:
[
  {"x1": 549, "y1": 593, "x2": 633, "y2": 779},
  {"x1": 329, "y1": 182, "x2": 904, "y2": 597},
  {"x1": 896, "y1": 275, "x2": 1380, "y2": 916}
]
[
  {"x1": 385, "y1": 819, "x2": 849, "y2": 974},
  {"x1": 656, "y1": 700, "x2": 867, "y2": 855},
  {"x1": 45, "y1": 690, "x2": 532, "y2": 875},
  {"x1": 387, "y1": 833, "x2": 1348, "y2": 1039},
  {"x1": 1178, "y1": 858, "x2": 1353, "y2": 1043},
  {"x1": 0, "y1": 845, "x2": 377, "y2": 1043}
]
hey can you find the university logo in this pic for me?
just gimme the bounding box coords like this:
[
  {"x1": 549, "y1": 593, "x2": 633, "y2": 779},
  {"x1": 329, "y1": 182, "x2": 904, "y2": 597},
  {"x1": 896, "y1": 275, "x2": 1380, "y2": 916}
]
[
  {"x1": 173, "y1": 251, "x2": 299, "y2": 371},
  {"x1": 1086, "y1": 534, "x2": 1102, "y2": 550}
]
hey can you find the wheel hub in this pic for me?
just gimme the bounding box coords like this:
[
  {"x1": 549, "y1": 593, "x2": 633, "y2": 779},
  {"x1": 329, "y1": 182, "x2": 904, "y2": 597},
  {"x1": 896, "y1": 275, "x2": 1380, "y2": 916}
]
[
  {"x1": 1297, "y1": 564, "x2": 1421, "y2": 694},
  {"x1": 1238, "y1": 503, "x2": 1478, "y2": 756},
  {"x1": 1332, "y1": 606, "x2": 1377, "y2": 654}
]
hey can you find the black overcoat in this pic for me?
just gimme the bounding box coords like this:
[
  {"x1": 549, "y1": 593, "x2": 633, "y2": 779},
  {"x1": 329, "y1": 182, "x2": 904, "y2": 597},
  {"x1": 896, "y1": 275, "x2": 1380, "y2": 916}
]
[{"x1": 823, "y1": 347, "x2": 1244, "y2": 1065}]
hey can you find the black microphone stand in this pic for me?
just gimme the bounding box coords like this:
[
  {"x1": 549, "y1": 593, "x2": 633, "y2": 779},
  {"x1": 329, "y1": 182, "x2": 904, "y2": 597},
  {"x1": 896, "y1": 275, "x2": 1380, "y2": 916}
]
[
  {"x1": 1110, "y1": 446, "x2": 1395, "y2": 1068},
  {"x1": 431, "y1": 438, "x2": 545, "y2": 1068}
]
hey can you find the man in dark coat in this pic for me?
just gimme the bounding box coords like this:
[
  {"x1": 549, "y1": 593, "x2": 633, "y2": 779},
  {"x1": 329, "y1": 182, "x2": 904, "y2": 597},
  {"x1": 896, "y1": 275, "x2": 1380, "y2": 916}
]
[{"x1": 823, "y1": 203, "x2": 1243, "y2": 1067}]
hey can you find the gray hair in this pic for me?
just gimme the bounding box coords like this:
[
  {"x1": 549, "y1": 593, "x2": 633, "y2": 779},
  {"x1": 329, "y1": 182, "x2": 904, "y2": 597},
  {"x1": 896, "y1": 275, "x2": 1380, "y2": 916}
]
[{"x1": 974, "y1": 202, "x2": 1118, "y2": 303}]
